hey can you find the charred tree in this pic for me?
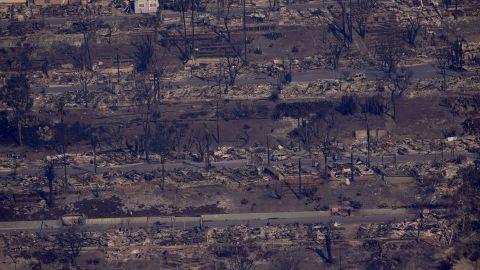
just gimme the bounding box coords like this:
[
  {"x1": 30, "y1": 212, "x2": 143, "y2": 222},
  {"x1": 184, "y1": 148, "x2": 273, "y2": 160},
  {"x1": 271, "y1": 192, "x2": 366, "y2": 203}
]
[
  {"x1": 57, "y1": 227, "x2": 85, "y2": 266},
  {"x1": 45, "y1": 161, "x2": 55, "y2": 208},
  {"x1": 403, "y1": 16, "x2": 422, "y2": 47},
  {"x1": 352, "y1": 0, "x2": 377, "y2": 39},
  {"x1": 0, "y1": 75, "x2": 32, "y2": 146},
  {"x1": 386, "y1": 68, "x2": 412, "y2": 122},
  {"x1": 375, "y1": 42, "x2": 405, "y2": 75},
  {"x1": 90, "y1": 131, "x2": 98, "y2": 174}
]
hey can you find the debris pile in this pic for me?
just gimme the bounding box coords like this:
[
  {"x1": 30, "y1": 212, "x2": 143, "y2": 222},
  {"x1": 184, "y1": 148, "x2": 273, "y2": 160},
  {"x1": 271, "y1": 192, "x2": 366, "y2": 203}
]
[{"x1": 213, "y1": 146, "x2": 248, "y2": 161}]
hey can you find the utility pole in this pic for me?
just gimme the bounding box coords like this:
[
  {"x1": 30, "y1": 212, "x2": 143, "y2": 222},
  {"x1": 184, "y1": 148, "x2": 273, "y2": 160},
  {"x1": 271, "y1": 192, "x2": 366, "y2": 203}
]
[
  {"x1": 205, "y1": 129, "x2": 211, "y2": 170},
  {"x1": 367, "y1": 124, "x2": 371, "y2": 167},
  {"x1": 298, "y1": 158, "x2": 302, "y2": 195},
  {"x1": 191, "y1": 0, "x2": 195, "y2": 58},
  {"x1": 266, "y1": 135, "x2": 271, "y2": 167},
  {"x1": 242, "y1": 0, "x2": 248, "y2": 63},
  {"x1": 215, "y1": 99, "x2": 220, "y2": 144},
  {"x1": 153, "y1": 71, "x2": 160, "y2": 102},
  {"x1": 116, "y1": 48, "x2": 120, "y2": 83},
  {"x1": 92, "y1": 135, "x2": 97, "y2": 174},
  {"x1": 350, "y1": 146, "x2": 354, "y2": 182}
]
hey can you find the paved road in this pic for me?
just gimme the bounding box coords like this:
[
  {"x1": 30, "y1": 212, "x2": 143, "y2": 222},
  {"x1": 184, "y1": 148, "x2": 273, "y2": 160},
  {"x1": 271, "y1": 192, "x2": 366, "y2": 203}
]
[{"x1": 0, "y1": 208, "x2": 415, "y2": 232}]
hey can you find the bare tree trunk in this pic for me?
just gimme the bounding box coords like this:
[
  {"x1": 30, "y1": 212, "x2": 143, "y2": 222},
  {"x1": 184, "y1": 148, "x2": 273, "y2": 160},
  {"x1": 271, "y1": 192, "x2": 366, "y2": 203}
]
[
  {"x1": 205, "y1": 132, "x2": 211, "y2": 170},
  {"x1": 161, "y1": 155, "x2": 165, "y2": 190},
  {"x1": 93, "y1": 145, "x2": 97, "y2": 174},
  {"x1": 116, "y1": 48, "x2": 120, "y2": 82},
  {"x1": 350, "y1": 148, "x2": 354, "y2": 182},
  {"x1": 391, "y1": 93, "x2": 397, "y2": 122},
  {"x1": 442, "y1": 71, "x2": 447, "y2": 91},
  {"x1": 145, "y1": 122, "x2": 150, "y2": 162},
  {"x1": 83, "y1": 32, "x2": 92, "y2": 71},
  {"x1": 326, "y1": 226, "x2": 333, "y2": 263},
  {"x1": 143, "y1": 107, "x2": 151, "y2": 162},
  {"x1": 324, "y1": 150, "x2": 328, "y2": 180},
  {"x1": 17, "y1": 121, "x2": 22, "y2": 146},
  {"x1": 48, "y1": 176, "x2": 54, "y2": 207}
]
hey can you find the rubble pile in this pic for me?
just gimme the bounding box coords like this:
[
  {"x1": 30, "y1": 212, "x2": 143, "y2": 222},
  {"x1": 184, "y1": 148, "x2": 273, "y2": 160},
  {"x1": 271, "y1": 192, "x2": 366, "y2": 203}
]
[
  {"x1": 358, "y1": 210, "x2": 459, "y2": 247},
  {"x1": 281, "y1": 80, "x2": 339, "y2": 99},
  {"x1": 168, "y1": 168, "x2": 206, "y2": 184},
  {"x1": 46, "y1": 150, "x2": 145, "y2": 168},
  {"x1": 106, "y1": 227, "x2": 205, "y2": 248},
  {"x1": 393, "y1": 158, "x2": 472, "y2": 180},
  {"x1": 271, "y1": 145, "x2": 296, "y2": 161},
  {"x1": 353, "y1": 136, "x2": 480, "y2": 156},
  {"x1": 357, "y1": 223, "x2": 399, "y2": 239},
  {"x1": 277, "y1": 7, "x2": 329, "y2": 26},
  {"x1": 0, "y1": 156, "x2": 25, "y2": 171},
  {"x1": 216, "y1": 166, "x2": 263, "y2": 186},
  {"x1": 280, "y1": 78, "x2": 375, "y2": 99},
  {"x1": 0, "y1": 174, "x2": 64, "y2": 194},
  {"x1": 163, "y1": 83, "x2": 273, "y2": 100},
  {"x1": 213, "y1": 146, "x2": 248, "y2": 161},
  {"x1": 206, "y1": 223, "x2": 325, "y2": 243},
  {"x1": 168, "y1": 166, "x2": 264, "y2": 189},
  {"x1": 0, "y1": 224, "x2": 330, "y2": 254},
  {"x1": 329, "y1": 160, "x2": 375, "y2": 181}
]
